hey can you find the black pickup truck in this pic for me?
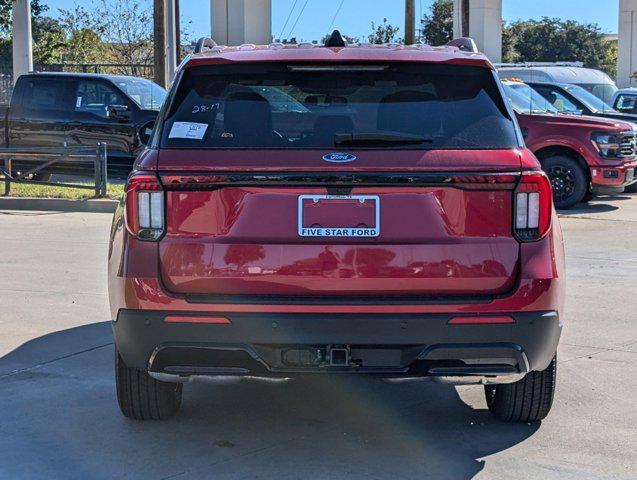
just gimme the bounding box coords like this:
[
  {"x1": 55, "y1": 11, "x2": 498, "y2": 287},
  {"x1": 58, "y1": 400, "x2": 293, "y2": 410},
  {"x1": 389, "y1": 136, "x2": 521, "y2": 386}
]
[{"x1": 1, "y1": 72, "x2": 166, "y2": 178}]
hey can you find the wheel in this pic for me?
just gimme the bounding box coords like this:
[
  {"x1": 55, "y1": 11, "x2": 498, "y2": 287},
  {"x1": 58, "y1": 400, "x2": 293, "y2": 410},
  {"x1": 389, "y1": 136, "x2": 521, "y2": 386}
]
[
  {"x1": 31, "y1": 172, "x2": 52, "y2": 182},
  {"x1": 484, "y1": 356, "x2": 556, "y2": 423},
  {"x1": 624, "y1": 182, "x2": 637, "y2": 193},
  {"x1": 542, "y1": 156, "x2": 587, "y2": 209},
  {"x1": 11, "y1": 170, "x2": 51, "y2": 182},
  {"x1": 115, "y1": 351, "x2": 182, "y2": 420}
]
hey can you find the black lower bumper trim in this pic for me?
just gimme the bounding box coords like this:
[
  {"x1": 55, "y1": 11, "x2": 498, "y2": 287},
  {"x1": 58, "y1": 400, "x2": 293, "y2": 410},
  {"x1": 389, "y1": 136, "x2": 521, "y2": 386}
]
[{"x1": 113, "y1": 310, "x2": 561, "y2": 377}]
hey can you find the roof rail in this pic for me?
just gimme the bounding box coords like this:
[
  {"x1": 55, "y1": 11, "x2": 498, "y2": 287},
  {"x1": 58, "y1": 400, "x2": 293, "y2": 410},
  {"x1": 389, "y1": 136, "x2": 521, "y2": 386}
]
[
  {"x1": 495, "y1": 62, "x2": 584, "y2": 68},
  {"x1": 446, "y1": 37, "x2": 478, "y2": 53},
  {"x1": 194, "y1": 37, "x2": 217, "y2": 54}
]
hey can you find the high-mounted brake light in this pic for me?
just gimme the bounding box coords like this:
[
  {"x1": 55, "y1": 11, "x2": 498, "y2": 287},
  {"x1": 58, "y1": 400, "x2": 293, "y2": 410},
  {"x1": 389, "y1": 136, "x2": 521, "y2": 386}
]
[
  {"x1": 514, "y1": 171, "x2": 552, "y2": 242},
  {"x1": 125, "y1": 172, "x2": 164, "y2": 241}
]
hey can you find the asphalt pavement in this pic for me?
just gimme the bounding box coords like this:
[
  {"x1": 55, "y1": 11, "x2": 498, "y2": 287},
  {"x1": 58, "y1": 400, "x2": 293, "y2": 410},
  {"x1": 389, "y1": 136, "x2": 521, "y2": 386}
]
[{"x1": 0, "y1": 195, "x2": 635, "y2": 480}]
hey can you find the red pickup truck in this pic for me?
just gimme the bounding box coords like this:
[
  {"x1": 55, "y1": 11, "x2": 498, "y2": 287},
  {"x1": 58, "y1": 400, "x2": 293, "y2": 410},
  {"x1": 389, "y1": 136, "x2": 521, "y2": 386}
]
[
  {"x1": 502, "y1": 80, "x2": 637, "y2": 208},
  {"x1": 109, "y1": 35, "x2": 564, "y2": 423}
]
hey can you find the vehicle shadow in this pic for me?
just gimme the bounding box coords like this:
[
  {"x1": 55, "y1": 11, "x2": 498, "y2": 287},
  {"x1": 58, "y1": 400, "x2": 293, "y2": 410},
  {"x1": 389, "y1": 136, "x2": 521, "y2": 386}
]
[
  {"x1": 558, "y1": 202, "x2": 619, "y2": 215},
  {"x1": 0, "y1": 322, "x2": 540, "y2": 480}
]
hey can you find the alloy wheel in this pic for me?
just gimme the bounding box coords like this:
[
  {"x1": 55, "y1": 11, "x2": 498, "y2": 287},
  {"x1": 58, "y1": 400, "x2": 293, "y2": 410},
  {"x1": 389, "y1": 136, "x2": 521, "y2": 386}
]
[{"x1": 547, "y1": 165, "x2": 576, "y2": 203}]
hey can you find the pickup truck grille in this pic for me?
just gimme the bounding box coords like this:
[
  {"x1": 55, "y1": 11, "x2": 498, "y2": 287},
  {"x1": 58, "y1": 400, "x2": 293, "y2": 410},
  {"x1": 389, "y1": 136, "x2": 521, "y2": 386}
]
[{"x1": 618, "y1": 132, "x2": 637, "y2": 157}]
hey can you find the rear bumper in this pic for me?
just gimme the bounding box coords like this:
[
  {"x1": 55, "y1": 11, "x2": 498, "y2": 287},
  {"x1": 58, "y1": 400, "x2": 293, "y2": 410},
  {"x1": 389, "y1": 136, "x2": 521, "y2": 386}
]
[{"x1": 113, "y1": 309, "x2": 561, "y2": 382}]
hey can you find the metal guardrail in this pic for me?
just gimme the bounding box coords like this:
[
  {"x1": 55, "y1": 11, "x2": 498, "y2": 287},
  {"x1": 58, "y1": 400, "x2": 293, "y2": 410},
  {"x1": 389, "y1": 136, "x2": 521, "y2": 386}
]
[{"x1": 0, "y1": 143, "x2": 108, "y2": 198}]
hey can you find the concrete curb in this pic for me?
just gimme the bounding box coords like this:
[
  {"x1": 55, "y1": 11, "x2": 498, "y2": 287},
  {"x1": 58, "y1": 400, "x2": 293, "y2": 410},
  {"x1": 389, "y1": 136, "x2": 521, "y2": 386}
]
[{"x1": 0, "y1": 197, "x2": 118, "y2": 213}]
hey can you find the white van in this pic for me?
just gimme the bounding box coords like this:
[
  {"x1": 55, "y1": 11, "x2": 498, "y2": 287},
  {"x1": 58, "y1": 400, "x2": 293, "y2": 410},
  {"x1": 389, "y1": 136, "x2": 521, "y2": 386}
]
[{"x1": 496, "y1": 63, "x2": 617, "y2": 104}]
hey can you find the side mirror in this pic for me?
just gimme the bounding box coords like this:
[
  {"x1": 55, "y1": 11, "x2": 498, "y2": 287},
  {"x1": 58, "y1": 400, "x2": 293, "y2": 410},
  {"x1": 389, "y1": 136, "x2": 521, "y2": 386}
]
[
  {"x1": 138, "y1": 120, "x2": 155, "y2": 146},
  {"x1": 107, "y1": 105, "x2": 132, "y2": 121}
]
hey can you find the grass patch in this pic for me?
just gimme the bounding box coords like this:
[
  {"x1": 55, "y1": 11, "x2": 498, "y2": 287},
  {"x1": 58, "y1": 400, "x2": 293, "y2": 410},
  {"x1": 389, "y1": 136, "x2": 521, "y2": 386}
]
[{"x1": 0, "y1": 179, "x2": 124, "y2": 199}]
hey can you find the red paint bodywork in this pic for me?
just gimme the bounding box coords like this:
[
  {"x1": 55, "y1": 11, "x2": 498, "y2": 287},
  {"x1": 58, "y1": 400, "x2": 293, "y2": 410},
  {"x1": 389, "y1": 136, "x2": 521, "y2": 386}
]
[
  {"x1": 109, "y1": 147, "x2": 564, "y2": 318},
  {"x1": 516, "y1": 112, "x2": 637, "y2": 188}
]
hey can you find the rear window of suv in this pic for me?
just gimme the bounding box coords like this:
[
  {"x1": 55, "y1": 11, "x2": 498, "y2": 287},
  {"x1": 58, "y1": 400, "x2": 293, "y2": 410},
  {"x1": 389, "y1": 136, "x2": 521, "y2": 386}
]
[{"x1": 160, "y1": 62, "x2": 519, "y2": 150}]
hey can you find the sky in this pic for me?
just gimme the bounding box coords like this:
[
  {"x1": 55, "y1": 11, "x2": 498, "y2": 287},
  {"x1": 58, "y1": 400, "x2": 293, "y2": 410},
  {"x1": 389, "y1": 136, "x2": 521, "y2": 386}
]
[{"x1": 43, "y1": 0, "x2": 620, "y2": 43}]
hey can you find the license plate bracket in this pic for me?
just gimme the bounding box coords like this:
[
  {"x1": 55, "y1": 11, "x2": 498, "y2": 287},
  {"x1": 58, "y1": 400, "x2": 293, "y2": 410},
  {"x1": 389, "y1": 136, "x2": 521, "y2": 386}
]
[{"x1": 298, "y1": 194, "x2": 380, "y2": 237}]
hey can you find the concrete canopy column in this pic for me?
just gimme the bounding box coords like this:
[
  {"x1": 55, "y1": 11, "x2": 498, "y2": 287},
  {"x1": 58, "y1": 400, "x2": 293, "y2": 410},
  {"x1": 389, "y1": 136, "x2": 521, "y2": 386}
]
[
  {"x1": 211, "y1": 0, "x2": 272, "y2": 46},
  {"x1": 453, "y1": 0, "x2": 502, "y2": 63},
  {"x1": 618, "y1": 0, "x2": 637, "y2": 87},
  {"x1": 11, "y1": 0, "x2": 33, "y2": 84}
]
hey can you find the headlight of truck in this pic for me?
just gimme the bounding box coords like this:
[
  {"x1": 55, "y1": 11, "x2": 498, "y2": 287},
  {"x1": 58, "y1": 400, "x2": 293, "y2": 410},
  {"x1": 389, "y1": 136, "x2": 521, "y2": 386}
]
[{"x1": 591, "y1": 131, "x2": 633, "y2": 158}]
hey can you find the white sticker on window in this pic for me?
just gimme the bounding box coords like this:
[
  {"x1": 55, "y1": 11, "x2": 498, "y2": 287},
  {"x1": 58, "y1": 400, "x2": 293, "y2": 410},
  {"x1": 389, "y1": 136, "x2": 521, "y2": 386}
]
[
  {"x1": 168, "y1": 122, "x2": 208, "y2": 140},
  {"x1": 76, "y1": 96, "x2": 82, "y2": 108}
]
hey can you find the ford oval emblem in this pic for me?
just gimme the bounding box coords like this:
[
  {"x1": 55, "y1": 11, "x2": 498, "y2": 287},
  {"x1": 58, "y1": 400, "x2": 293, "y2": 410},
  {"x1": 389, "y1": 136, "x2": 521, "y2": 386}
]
[{"x1": 322, "y1": 152, "x2": 357, "y2": 163}]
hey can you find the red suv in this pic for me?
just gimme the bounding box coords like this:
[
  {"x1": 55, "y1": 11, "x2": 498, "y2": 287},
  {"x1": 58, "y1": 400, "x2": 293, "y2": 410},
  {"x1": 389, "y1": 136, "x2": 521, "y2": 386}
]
[{"x1": 108, "y1": 36, "x2": 565, "y2": 422}]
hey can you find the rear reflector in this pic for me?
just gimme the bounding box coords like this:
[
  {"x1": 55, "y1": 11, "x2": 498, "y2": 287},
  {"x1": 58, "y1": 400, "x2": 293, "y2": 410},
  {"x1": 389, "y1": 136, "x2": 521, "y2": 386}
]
[
  {"x1": 164, "y1": 315, "x2": 231, "y2": 324},
  {"x1": 448, "y1": 316, "x2": 515, "y2": 325}
]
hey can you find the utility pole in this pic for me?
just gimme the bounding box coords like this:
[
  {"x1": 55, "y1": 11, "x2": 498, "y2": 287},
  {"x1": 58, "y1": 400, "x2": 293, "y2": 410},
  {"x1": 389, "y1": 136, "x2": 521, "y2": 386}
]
[
  {"x1": 166, "y1": 0, "x2": 177, "y2": 81},
  {"x1": 404, "y1": 0, "x2": 415, "y2": 45},
  {"x1": 153, "y1": 0, "x2": 167, "y2": 88},
  {"x1": 175, "y1": 0, "x2": 181, "y2": 63},
  {"x1": 461, "y1": 0, "x2": 470, "y2": 37}
]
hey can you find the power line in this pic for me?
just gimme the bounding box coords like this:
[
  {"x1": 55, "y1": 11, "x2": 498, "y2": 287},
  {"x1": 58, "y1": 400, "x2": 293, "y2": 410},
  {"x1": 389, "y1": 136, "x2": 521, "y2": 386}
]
[
  {"x1": 287, "y1": 0, "x2": 310, "y2": 40},
  {"x1": 278, "y1": 0, "x2": 299, "y2": 41},
  {"x1": 326, "y1": 0, "x2": 345, "y2": 36}
]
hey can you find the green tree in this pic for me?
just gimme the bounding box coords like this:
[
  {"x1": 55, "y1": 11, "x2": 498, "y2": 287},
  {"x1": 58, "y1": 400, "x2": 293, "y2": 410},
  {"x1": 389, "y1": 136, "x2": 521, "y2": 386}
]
[
  {"x1": 92, "y1": 0, "x2": 153, "y2": 74},
  {"x1": 368, "y1": 18, "x2": 401, "y2": 44},
  {"x1": 504, "y1": 17, "x2": 614, "y2": 76},
  {"x1": 601, "y1": 38, "x2": 618, "y2": 80},
  {"x1": 420, "y1": 0, "x2": 453, "y2": 46},
  {"x1": 57, "y1": 0, "x2": 152, "y2": 75},
  {"x1": 32, "y1": 16, "x2": 66, "y2": 65},
  {"x1": 0, "y1": 0, "x2": 46, "y2": 36},
  {"x1": 501, "y1": 21, "x2": 518, "y2": 63},
  {"x1": 57, "y1": 6, "x2": 104, "y2": 64}
]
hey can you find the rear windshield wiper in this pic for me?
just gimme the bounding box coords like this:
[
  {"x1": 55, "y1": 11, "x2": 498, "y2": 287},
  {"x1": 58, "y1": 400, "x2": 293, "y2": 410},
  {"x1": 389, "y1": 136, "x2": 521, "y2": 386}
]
[{"x1": 334, "y1": 131, "x2": 432, "y2": 146}]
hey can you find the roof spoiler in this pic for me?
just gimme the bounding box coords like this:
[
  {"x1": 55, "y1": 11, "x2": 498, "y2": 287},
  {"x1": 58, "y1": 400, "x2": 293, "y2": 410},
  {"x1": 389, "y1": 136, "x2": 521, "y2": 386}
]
[
  {"x1": 446, "y1": 37, "x2": 478, "y2": 53},
  {"x1": 194, "y1": 37, "x2": 217, "y2": 54}
]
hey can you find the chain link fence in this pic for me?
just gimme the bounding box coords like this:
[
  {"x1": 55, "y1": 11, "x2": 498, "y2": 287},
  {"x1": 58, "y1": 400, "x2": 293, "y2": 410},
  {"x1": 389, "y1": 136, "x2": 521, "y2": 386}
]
[{"x1": 0, "y1": 74, "x2": 12, "y2": 105}]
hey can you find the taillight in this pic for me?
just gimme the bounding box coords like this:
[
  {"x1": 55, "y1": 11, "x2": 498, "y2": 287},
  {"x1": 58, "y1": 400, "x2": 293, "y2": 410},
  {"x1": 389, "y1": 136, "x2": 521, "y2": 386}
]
[
  {"x1": 514, "y1": 171, "x2": 552, "y2": 242},
  {"x1": 125, "y1": 172, "x2": 164, "y2": 241}
]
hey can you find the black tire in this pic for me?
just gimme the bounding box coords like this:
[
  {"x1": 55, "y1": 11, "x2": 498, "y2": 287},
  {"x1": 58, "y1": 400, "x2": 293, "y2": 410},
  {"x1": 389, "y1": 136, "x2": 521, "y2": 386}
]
[
  {"x1": 624, "y1": 182, "x2": 637, "y2": 193},
  {"x1": 542, "y1": 156, "x2": 587, "y2": 209},
  {"x1": 115, "y1": 351, "x2": 182, "y2": 420},
  {"x1": 31, "y1": 172, "x2": 52, "y2": 182},
  {"x1": 582, "y1": 189, "x2": 595, "y2": 202},
  {"x1": 10, "y1": 170, "x2": 51, "y2": 182},
  {"x1": 484, "y1": 355, "x2": 556, "y2": 423}
]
